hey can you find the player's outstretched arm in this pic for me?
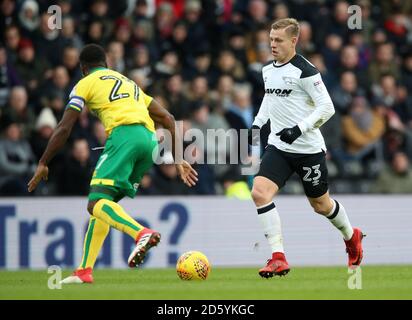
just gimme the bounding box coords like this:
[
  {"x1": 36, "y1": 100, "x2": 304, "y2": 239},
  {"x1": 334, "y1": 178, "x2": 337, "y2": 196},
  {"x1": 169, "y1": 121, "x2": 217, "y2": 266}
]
[
  {"x1": 28, "y1": 109, "x2": 80, "y2": 192},
  {"x1": 148, "y1": 99, "x2": 198, "y2": 187}
]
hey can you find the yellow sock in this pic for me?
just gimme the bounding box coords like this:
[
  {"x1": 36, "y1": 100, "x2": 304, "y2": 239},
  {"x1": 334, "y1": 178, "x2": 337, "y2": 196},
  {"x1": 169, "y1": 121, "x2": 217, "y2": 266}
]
[
  {"x1": 78, "y1": 217, "x2": 110, "y2": 270},
  {"x1": 92, "y1": 199, "x2": 144, "y2": 240}
]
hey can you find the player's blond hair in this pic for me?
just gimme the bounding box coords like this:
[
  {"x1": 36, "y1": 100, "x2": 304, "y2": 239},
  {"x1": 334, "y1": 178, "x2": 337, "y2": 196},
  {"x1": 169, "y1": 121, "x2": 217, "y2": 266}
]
[{"x1": 271, "y1": 18, "x2": 300, "y2": 38}]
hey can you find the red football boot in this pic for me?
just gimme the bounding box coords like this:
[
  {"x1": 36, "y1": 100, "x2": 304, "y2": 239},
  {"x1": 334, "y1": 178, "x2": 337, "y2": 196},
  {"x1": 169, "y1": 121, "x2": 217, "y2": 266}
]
[
  {"x1": 60, "y1": 267, "x2": 93, "y2": 284},
  {"x1": 259, "y1": 252, "x2": 290, "y2": 278},
  {"x1": 344, "y1": 228, "x2": 366, "y2": 268},
  {"x1": 128, "y1": 228, "x2": 161, "y2": 268}
]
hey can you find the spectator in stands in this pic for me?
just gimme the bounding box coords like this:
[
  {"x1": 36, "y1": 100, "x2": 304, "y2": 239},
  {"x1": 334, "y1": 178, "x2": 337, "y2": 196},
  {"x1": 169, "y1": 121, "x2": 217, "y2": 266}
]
[
  {"x1": 183, "y1": 49, "x2": 212, "y2": 82},
  {"x1": 214, "y1": 50, "x2": 246, "y2": 83},
  {"x1": 35, "y1": 12, "x2": 67, "y2": 66},
  {"x1": 107, "y1": 41, "x2": 126, "y2": 73},
  {"x1": 131, "y1": 0, "x2": 151, "y2": 22},
  {"x1": 154, "y1": 49, "x2": 180, "y2": 79},
  {"x1": 321, "y1": 33, "x2": 343, "y2": 72},
  {"x1": 357, "y1": 0, "x2": 375, "y2": 46},
  {"x1": 331, "y1": 71, "x2": 365, "y2": 115},
  {"x1": 189, "y1": 99, "x2": 231, "y2": 179},
  {"x1": 348, "y1": 30, "x2": 371, "y2": 70},
  {"x1": 0, "y1": 44, "x2": 20, "y2": 107},
  {"x1": 30, "y1": 108, "x2": 57, "y2": 163},
  {"x1": 45, "y1": 91, "x2": 66, "y2": 121},
  {"x1": 383, "y1": 11, "x2": 410, "y2": 49},
  {"x1": 247, "y1": 43, "x2": 271, "y2": 109},
  {"x1": 133, "y1": 20, "x2": 158, "y2": 61},
  {"x1": 58, "y1": 139, "x2": 94, "y2": 195},
  {"x1": 3, "y1": 86, "x2": 35, "y2": 138},
  {"x1": 227, "y1": 28, "x2": 248, "y2": 68},
  {"x1": 18, "y1": 0, "x2": 40, "y2": 37},
  {"x1": 246, "y1": 28, "x2": 269, "y2": 63},
  {"x1": 402, "y1": 50, "x2": 412, "y2": 92},
  {"x1": 245, "y1": 0, "x2": 269, "y2": 32},
  {"x1": 154, "y1": 2, "x2": 175, "y2": 47},
  {"x1": 271, "y1": 2, "x2": 289, "y2": 21},
  {"x1": 383, "y1": 111, "x2": 412, "y2": 160},
  {"x1": 128, "y1": 69, "x2": 149, "y2": 92},
  {"x1": 29, "y1": 107, "x2": 63, "y2": 193},
  {"x1": 210, "y1": 75, "x2": 235, "y2": 112},
  {"x1": 0, "y1": 119, "x2": 35, "y2": 195},
  {"x1": 369, "y1": 43, "x2": 400, "y2": 84},
  {"x1": 85, "y1": 19, "x2": 107, "y2": 47},
  {"x1": 40, "y1": 66, "x2": 71, "y2": 111},
  {"x1": 163, "y1": 73, "x2": 190, "y2": 121},
  {"x1": 186, "y1": 75, "x2": 209, "y2": 103},
  {"x1": 4, "y1": 24, "x2": 20, "y2": 63},
  {"x1": 221, "y1": 165, "x2": 251, "y2": 200},
  {"x1": 225, "y1": 84, "x2": 254, "y2": 131},
  {"x1": 62, "y1": 46, "x2": 81, "y2": 87},
  {"x1": 325, "y1": 0, "x2": 350, "y2": 40},
  {"x1": 57, "y1": 0, "x2": 75, "y2": 18},
  {"x1": 167, "y1": 20, "x2": 191, "y2": 68},
  {"x1": 371, "y1": 74, "x2": 398, "y2": 109},
  {"x1": 71, "y1": 109, "x2": 95, "y2": 142},
  {"x1": 341, "y1": 96, "x2": 386, "y2": 160},
  {"x1": 338, "y1": 45, "x2": 369, "y2": 89},
  {"x1": 225, "y1": 84, "x2": 254, "y2": 164},
  {"x1": 113, "y1": 17, "x2": 133, "y2": 57},
  {"x1": 150, "y1": 151, "x2": 194, "y2": 195},
  {"x1": 15, "y1": 38, "x2": 50, "y2": 95},
  {"x1": 296, "y1": 21, "x2": 316, "y2": 57},
  {"x1": 87, "y1": 0, "x2": 113, "y2": 40},
  {"x1": 61, "y1": 16, "x2": 84, "y2": 50},
  {"x1": 0, "y1": 0, "x2": 17, "y2": 32},
  {"x1": 371, "y1": 151, "x2": 412, "y2": 193},
  {"x1": 128, "y1": 45, "x2": 154, "y2": 88},
  {"x1": 183, "y1": 0, "x2": 207, "y2": 45}
]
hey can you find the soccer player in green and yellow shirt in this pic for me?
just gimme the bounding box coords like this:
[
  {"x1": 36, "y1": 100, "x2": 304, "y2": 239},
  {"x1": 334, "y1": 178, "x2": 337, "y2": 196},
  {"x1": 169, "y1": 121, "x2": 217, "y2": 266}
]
[{"x1": 28, "y1": 44, "x2": 198, "y2": 284}]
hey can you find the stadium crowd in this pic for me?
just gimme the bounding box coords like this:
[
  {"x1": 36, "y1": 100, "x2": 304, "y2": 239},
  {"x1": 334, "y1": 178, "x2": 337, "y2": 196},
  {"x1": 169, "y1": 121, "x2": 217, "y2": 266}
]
[{"x1": 1, "y1": 0, "x2": 412, "y2": 197}]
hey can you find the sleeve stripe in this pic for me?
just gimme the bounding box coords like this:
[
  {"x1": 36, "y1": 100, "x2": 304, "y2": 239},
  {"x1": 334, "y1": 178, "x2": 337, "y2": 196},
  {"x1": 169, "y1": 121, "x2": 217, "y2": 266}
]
[
  {"x1": 68, "y1": 102, "x2": 83, "y2": 110},
  {"x1": 66, "y1": 104, "x2": 82, "y2": 112},
  {"x1": 70, "y1": 95, "x2": 86, "y2": 103}
]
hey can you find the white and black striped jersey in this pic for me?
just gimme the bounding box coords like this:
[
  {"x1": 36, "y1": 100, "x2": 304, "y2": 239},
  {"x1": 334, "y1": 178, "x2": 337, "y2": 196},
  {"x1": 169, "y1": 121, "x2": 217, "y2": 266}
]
[{"x1": 253, "y1": 54, "x2": 335, "y2": 154}]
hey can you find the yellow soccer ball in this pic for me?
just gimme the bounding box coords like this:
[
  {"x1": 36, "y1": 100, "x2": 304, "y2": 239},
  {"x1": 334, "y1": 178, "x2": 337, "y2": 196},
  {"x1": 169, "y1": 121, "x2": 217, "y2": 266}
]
[{"x1": 176, "y1": 251, "x2": 211, "y2": 280}]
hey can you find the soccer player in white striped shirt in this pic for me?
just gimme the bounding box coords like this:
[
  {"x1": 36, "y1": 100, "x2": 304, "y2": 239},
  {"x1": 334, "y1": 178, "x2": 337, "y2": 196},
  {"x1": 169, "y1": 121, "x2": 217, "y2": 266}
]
[{"x1": 248, "y1": 18, "x2": 365, "y2": 278}]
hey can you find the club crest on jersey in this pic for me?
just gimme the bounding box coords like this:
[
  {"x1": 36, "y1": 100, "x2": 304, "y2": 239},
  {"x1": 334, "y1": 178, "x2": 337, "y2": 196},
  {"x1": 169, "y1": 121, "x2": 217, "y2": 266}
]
[
  {"x1": 265, "y1": 88, "x2": 292, "y2": 97},
  {"x1": 282, "y1": 76, "x2": 296, "y2": 85}
]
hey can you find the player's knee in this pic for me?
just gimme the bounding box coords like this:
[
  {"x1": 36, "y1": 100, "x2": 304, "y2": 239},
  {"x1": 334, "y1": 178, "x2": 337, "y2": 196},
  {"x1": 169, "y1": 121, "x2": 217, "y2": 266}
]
[
  {"x1": 87, "y1": 200, "x2": 98, "y2": 215},
  {"x1": 251, "y1": 187, "x2": 272, "y2": 207},
  {"x1": 311, "y1": 201, "x2": 330, "y2": 215}
]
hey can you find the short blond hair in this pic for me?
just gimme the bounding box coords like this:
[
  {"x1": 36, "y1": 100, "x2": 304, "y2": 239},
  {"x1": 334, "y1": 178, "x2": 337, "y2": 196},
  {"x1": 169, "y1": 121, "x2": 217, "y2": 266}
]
[{"x1": 271, "y1": 18, "x2": 300, "y2": 38}]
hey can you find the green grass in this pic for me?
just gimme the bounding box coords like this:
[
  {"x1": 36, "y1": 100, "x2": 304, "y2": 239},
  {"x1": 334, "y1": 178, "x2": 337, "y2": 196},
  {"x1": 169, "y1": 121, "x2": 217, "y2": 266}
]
[{"x1": 0, "y1": 265, "x2": 411, "y2": 300}]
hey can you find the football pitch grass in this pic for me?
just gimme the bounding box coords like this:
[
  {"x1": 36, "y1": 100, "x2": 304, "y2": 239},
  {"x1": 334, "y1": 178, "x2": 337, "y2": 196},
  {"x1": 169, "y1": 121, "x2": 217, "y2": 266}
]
[{"x1": 0, "y1": 265, "x2": 411, "y2": 300}]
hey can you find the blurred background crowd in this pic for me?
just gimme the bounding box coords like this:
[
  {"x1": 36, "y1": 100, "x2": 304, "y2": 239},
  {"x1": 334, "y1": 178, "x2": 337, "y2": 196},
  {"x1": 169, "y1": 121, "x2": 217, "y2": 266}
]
[{"x1": 1, "y1": 0, "x2": 412, "y2": 197}]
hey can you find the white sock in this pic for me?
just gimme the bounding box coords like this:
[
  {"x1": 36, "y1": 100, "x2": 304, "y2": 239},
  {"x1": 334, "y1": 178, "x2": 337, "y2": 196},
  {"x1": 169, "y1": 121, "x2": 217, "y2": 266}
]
[
  {"x1": 326, "y1": 200, "x2": 354, "y2": 240},
  {"x1": 257, "y1": 202, "x2": 284, "y2": 253}
]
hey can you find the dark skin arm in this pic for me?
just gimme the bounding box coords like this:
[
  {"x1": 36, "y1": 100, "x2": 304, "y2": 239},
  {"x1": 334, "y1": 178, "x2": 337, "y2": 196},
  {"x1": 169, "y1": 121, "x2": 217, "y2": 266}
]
[
  {"x1": 28, "y1": 109, "x2": 80, "y2": 192},
  {"x1": 148, "y1": 99, "x2": 198, "y2": 187},
  {"x1": 148, "y1": 99, "x2": 178, "y2": 159}
]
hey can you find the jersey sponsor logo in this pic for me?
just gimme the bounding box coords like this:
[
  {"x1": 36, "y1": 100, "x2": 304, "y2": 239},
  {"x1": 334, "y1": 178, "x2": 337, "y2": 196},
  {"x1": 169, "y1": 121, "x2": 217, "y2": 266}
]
[{"x1": 265, "y1": 88, "x2": 292, "y2": 97}]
